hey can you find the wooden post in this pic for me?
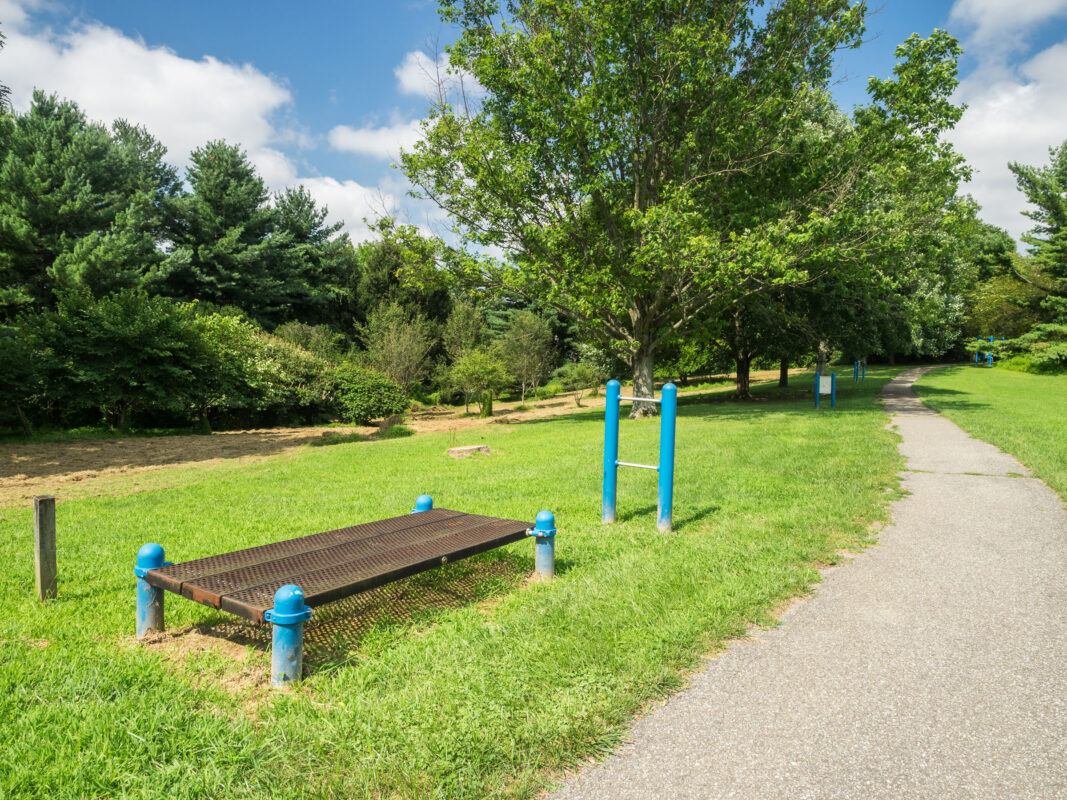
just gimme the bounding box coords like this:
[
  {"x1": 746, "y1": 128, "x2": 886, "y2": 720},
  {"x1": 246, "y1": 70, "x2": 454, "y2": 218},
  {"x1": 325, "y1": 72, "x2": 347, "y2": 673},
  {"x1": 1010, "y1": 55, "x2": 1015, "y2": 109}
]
[{"x1": 34, "y1": 495, "x2": 57, "y2": 601}]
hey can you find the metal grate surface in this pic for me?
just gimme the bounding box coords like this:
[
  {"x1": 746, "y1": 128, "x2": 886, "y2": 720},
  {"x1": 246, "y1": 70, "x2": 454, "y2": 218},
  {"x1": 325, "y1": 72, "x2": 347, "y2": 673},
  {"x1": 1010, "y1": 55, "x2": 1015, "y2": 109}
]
[{"x1": 144, "y1": 508, "x2": 531, "y2": 622}]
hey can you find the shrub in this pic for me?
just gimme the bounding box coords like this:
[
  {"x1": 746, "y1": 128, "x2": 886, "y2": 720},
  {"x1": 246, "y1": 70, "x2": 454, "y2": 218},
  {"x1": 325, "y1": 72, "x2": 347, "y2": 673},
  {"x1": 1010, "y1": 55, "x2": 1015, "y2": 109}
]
[
  {"x1": 333, "y1": 362, "x2": 409, "y2": 424},
  {"x1": 379, "y1": 424, "x2": 415, "y2": 439}
]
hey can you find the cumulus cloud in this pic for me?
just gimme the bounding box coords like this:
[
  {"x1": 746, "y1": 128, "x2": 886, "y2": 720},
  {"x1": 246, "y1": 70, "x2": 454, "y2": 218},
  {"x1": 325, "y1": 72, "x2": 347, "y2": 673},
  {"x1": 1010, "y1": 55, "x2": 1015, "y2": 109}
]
[
  {"x1": 0, "y1": 7, "x2": 302, "y2": 189},
  {"x1": 298, "y1": 176, "x2": 400, "y2": 242},
  {"x1": 949, "y1": 0, "x2": 1067, "y2": 50},
  {"x1": 328, "y1": 118, "x2": 425, "y2": 161},
  {"x1": 948, "y1": 0, "x2": 1067, "y2": 243},
  {"x1": 395, "y1": 50, "x2": 448, "y2": 98}
]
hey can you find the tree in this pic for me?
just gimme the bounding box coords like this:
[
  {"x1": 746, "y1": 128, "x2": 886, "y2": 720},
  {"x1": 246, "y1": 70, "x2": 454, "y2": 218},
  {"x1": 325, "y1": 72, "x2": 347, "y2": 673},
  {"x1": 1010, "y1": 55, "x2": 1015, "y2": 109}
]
[
  {"x1": 499, "y1": 310, "x2": 554, "y2": 403},
  {"x1": 160, "y1": 141, "x2": 282, "y2": 324},
  {"x1": 0, "y1": 315, "x2": 51, "y2": 437},
  {"x1": 1009, "y1": 141, "x2": 1067, "y2": 283},
  {"x1": 448, "y1": 347, "x2": 508, "y2": 415},
  {"x1": 48, "y1": 291, "x2": 201, "y2": 429},
  {"x1": 0, "y1": 93, "x2": 135, "y2": 316},
  {"x1": 443, "y1": 300, "x2": 485, "y2": 361},
  {"x1": 360, "y1": 301, "x2": 436, "y2": 390},
  {"x1": 333, "y1": 362, "x2": 409, "y2": 424},
  {"x1": 403, "y1": 0, "x2": 874, "y2": 415}
]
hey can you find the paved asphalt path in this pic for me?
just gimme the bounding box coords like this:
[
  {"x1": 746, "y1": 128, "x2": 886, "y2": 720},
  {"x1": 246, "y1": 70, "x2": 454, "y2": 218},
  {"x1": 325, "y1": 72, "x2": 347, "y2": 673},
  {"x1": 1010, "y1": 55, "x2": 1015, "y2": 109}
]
[{"x1": 551, "y1": 367, "x2": 1067, "y2": 799}]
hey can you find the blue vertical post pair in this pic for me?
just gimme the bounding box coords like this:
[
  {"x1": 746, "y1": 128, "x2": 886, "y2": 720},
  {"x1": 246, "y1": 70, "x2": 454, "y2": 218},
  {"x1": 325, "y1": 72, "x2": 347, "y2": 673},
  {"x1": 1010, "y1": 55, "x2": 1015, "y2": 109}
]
[
  {"x1": 602, "y1": 380, "x2": 677, "y2": 532},
  {"x1": 853, "y1": 360, "x2": 866, "y2": 381},
  {"x1": 814, "y1": 371, "x2": 836, "y2": 409}
]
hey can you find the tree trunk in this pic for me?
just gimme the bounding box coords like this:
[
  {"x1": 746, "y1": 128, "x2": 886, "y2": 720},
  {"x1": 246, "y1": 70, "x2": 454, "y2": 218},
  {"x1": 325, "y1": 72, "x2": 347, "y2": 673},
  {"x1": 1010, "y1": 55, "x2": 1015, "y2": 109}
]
[
  {"x1": 778, "y1": 358, "x2": 789, "y2": 388},
  {"x1": 734, "y1": 352, "x2": 753, "y2": 400},
  {"x1": 630, "y1": 342, "x2": 658, "y2": 418},
  {"x1": 117, "y1": 402, "x2": 130, "y2": 431},
  {"x1": 816, "y1": 341, "x2": 828, "y2": 374},
  {"x1": 14, "y1": 401, "x2": 33, "y2": 438},
  {"x1": 888, "y1": 351, "x2": 896, "y2": 365}
]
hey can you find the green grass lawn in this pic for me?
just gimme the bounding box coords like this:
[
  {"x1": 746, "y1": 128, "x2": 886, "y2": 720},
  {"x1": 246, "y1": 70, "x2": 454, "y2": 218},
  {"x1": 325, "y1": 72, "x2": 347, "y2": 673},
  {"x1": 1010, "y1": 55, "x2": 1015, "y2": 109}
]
[
  {"x1": 914, "y1": 365, "x2": 1067, "y2": 500},
  {"x1": 0, "y1": 370, "x2": 903, "y2": 799}
]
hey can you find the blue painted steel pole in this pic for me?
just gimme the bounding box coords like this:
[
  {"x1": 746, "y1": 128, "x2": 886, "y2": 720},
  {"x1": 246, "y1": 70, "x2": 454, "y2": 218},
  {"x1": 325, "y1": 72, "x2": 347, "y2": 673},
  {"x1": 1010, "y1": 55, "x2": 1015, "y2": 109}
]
[
  {"x1": 831, "y1": 372, "x2": 836, "y2": 409},
  {"x1": 862, "y1": 361, "x2": 866, "y2": 380},
  {"x1": 814, "y1": 371, "x2": 820, "y2": 409},
  {"x1": 657, "y1": 383, "x2": 677, "y2": 533},
  {"x1": 412, "y1": 494, "x2": 433, "y2": 513},
  {"x1": 135, "y1": 543, "x2": 166, "y2": 638},
  {"x1": 603, "y1": 379, "x2": 620, "y2": 524},
  {"x1": 531, "y1": 510, "x2": 557, "y2": 579},
  {"x1": 266, "y1": 584, "x2": 312, "y2": 688}
]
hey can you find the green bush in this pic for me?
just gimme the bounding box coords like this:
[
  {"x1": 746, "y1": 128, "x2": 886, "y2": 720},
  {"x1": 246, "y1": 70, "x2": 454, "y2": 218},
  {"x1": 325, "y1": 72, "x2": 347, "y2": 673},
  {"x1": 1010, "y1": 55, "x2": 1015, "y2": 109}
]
[
  {"x1": 379, "y1": 424, "x2": 415, "y2": 439},
  {"x1": 333, "y1": 362, "x2": 409, "y2": 424},
  {"x1": 535, "y1": 382, "x2": 563, "y2": 400}
]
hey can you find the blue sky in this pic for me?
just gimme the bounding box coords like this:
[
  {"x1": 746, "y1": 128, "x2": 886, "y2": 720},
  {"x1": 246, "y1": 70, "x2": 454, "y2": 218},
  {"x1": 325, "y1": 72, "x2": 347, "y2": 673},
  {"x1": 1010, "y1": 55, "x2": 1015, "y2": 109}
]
[{"x1": 2, "y1": 0, "x2": 1066, "y2": 243}]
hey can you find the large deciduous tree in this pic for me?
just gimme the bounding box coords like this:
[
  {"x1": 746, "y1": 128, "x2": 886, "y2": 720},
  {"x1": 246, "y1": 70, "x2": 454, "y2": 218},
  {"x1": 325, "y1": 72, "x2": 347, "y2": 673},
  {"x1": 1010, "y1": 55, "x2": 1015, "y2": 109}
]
[{"x1": 403, "y1": 0, "x2": 870, "y2": 414}]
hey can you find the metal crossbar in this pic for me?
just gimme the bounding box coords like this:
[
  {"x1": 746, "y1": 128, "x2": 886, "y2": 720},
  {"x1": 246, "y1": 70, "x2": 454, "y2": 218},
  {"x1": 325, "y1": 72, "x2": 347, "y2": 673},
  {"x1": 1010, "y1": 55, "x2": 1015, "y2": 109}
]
[
  {"x1": 616, "y1": 461, "x2": 659, "y2": 471},
  {"x1": 618, "y1": 396, "x2": 661, "y2": 404}
]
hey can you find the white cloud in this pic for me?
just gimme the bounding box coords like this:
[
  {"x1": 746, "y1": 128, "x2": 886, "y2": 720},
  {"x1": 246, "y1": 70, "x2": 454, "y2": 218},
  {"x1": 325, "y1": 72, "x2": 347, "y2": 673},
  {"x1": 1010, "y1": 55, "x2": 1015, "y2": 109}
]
[
  {"x1": 395, "y1": 50, "x2": 448, "y2": 98},
  {"x1": 0, "y1": 10, "x2": 301, "y2": 189},
  {"x1": 948, "y1": 0, "x2": 1067, "y2": 243},
  {"x1": 328, "y1": 118, "x2": 424, "y2": 161},
  {"x1": 950, "y1": 0, "x2": 1067, "y2": 49},
  {"x1": 298, "y1": 176, "x2": 399, "y2": 242}
]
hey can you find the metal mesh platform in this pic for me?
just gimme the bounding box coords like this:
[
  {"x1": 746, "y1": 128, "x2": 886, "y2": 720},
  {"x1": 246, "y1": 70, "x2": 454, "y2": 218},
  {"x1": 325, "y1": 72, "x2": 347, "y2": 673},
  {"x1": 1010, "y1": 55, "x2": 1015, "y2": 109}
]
[{"x1": 144, "y1": 508, "x2": 532, "y2": 622}]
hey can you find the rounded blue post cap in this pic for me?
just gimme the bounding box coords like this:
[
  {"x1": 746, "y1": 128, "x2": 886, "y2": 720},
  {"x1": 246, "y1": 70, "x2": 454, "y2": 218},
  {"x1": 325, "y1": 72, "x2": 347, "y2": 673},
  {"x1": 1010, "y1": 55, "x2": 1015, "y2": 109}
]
[
  {"x1": 414, "y1": 494, "x2": 433, "y2": 512},
  {"x1": 136, "y1": 543, "x2": 165, "y2": 569},
  {"x1": 607, "y1": 379, "x2": 620, "y2": 390},
  {"x1": 534, "y1": 510, "x2": 556, "y2": 535},
  {"x1": 661, "y1": 382, "x2": 677, "y2": 395},
  {"x1": 266, "y1": 584, "x2": 312, "y2": 625}
]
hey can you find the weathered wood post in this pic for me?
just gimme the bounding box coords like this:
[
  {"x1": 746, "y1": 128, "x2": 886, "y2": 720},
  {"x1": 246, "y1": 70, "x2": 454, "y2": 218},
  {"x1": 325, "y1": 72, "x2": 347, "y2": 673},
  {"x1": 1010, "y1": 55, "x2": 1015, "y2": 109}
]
[{"x1": 33, "y1": 495, "x2": 57, "y2": 601}]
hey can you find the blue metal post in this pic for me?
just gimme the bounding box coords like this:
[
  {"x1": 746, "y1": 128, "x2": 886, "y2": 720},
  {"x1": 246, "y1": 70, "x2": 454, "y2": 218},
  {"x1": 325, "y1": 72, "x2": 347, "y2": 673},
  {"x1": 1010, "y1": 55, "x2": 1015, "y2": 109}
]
[
  {"x1": 831, "y1": 372, "x2": 836, "y2": 409},
  {"x1": 814, "y1": 370, "x2": 820, "y2": 409},
  {"x1": 266, "y1": 584, "x2": 312, "y2": 688},
  {"x1": 862, "y1": 361, "x2": 866, "y2": 380},
  {"x1": 853, "y1": 361, "x2": 858, "y2": 382},
  {"x1": 975, "y1": 337, "x2": 980, "y2": 366},
  {"x1": 134, "y1": 543, "x2": 166, "y2": 638},
  {"x1": 531, "y1": 510, "x2": 557, "y2": 579},
  {"x1": 603, "y1": 379, "x2": 620, "y2": 524},
  {"x1": 657, "y1": 383, "x2": 677, "y2": 533},
  {"x1": 412, "y1": 494, "x2": 433, "y2": 513}
]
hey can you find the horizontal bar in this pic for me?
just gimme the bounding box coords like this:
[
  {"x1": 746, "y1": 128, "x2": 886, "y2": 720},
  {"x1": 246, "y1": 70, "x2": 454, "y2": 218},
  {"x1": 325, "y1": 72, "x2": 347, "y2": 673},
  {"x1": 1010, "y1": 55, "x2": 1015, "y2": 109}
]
[
  {"x1": 616, "y1": 461, "x2": 659, "y2": 471},
  {"x1": 618, "y1": 396, "x2": 661, "y2": 404}
]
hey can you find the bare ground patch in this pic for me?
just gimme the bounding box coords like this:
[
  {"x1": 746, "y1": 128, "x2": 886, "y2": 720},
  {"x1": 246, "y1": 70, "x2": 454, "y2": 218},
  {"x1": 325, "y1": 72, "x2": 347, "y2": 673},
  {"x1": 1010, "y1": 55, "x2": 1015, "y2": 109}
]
[{"x1": 1, "y1": 370, "x2": 793, "y2": 506}]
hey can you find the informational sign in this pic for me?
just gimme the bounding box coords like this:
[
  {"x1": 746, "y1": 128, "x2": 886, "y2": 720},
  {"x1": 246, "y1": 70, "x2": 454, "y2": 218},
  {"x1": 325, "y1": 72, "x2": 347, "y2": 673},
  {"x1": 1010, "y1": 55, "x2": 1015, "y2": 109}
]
[{"x1": 819, "y1": 375, "x2": 833, "y2": 395}]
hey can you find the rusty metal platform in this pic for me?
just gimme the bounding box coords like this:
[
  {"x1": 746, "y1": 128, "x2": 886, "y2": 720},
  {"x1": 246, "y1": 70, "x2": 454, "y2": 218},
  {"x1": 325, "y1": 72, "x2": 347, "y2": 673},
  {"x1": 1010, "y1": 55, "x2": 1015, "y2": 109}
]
[{"x1": 143, "y1": 508, "x2": 531, "y2": 623}]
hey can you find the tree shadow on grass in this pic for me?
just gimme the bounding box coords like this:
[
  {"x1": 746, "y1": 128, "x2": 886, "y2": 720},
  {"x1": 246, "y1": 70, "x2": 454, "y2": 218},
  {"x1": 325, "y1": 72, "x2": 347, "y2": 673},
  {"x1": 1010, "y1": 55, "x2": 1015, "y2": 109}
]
[{"x1": 179, "y1": 552, "x2": 531, "y2": 672}]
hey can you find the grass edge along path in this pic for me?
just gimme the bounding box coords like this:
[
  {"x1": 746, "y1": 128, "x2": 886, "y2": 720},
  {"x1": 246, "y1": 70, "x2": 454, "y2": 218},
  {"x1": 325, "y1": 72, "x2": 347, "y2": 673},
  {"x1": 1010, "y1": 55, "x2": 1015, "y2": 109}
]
[
  {"x1": 0, "y1": 369, "x2": 904, "y2": 799},
  {"x1": 914, "y1": 366, "x2": 1067, "y2": 502}
]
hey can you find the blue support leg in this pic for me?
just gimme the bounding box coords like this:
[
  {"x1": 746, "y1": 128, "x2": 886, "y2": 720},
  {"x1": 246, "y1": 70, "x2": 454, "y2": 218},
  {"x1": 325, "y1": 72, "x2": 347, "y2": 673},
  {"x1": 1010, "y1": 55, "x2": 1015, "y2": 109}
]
[
  {"x1": 657, "y1": 383, "x2": 677, "y2": 533},
  {"x1": 530, "y1": 510, "x2": 557, "y2": 579},
  {"x1": 862, "y1": 361, "x2": 866, "y2": 380},
  {"x1": 831, "y1": 372, "x2": 836, "y2": 409},
  {"x1": 266, "y1": 584, "x2": 312, "y2": 688},
  {"x1": 854, "y1": 361, "x2": 858, "y2": 382},
  {"x1": 135, "y1": 543, "x2": 166, "y2": 638},
  {"x1": 412, "y1": 494, "x2": 433, "y2": 513},
  {"x1": 603, "y1": 380, "x2": 620, "y2": 524},
  {"x1": 815, "y1": 371, "x2": 820, "y2": 409}
]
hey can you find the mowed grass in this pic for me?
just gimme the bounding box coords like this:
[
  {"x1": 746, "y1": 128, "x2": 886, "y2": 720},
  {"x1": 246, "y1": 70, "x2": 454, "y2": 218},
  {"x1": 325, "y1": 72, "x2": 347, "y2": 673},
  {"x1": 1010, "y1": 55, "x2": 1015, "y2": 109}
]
[
  {"x1": 914, "y1": 365, "x2": 1067, "y2": 499},
  {"x1": 0, "y1": 369, "x2": 903, "y2": 799}
]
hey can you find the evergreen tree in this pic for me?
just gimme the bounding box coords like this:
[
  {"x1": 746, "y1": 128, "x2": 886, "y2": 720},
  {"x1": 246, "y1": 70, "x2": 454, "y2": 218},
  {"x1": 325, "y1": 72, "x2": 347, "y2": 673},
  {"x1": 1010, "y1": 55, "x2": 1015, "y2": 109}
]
[
  {"x1": 0, "y1": 93, "x2": 129, "y2": 316},
  {"x1": 161, "y1": 141, "x2": 279, "y2": 323}
]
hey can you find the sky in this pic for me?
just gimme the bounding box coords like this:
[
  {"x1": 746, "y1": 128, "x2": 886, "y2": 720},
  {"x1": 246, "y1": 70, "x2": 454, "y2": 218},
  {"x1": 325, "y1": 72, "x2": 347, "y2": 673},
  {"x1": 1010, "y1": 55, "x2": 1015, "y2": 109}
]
[{"x1": 1, "y1": 0, "x2": 1065, "y2": 246}]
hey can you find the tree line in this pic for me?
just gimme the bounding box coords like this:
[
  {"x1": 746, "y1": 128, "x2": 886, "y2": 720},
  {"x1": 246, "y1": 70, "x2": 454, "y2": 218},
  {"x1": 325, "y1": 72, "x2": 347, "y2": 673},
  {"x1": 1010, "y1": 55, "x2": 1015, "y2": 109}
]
[{"x1": 3, "y1": 3, "x2": 1060, "y2": 437}]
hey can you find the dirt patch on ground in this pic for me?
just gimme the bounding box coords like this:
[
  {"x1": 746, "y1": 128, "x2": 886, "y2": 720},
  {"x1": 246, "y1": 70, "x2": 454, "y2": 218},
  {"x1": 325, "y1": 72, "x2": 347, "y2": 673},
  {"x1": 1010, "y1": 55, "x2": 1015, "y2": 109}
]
[{"x1": 0, "y1": 370, "x2": 794, "y2": 506}]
